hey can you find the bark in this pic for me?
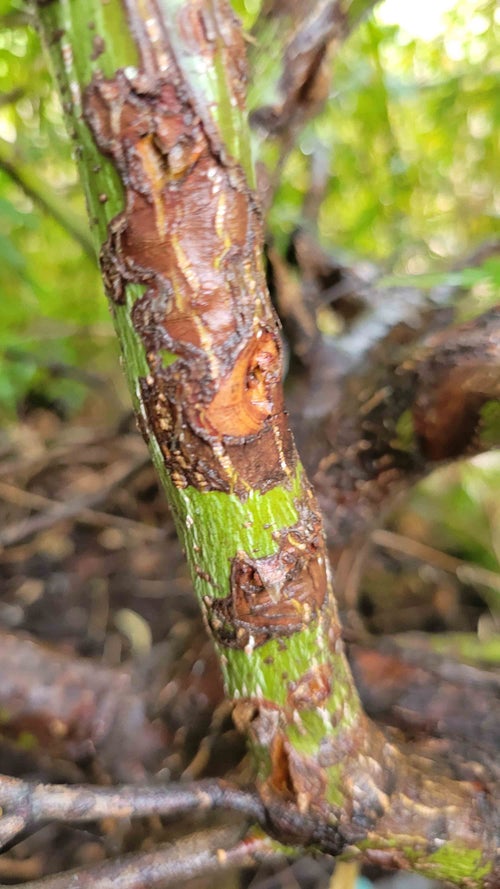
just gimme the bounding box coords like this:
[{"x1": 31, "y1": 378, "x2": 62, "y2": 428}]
[
  {"x1": 0, "y1": 824, "x2": 285, "y2": 889},
  {"x1": 274, "y1": 231, "x2": 500, "y2": 557},
  {"x1": 0, "y1": 774, "x2": 266, "y2": 848},
  {"x1": 29, "y1": 1, "x2": 500, "y2": 887},
  {"x1": 309, "y1": 304, "x2": 500, "y2": 558},
  {"x1": 1, "y1": 626, "x2": 498, "y2": 785}
]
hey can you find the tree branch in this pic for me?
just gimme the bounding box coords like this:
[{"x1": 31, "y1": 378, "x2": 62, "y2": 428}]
[
  {"x1": 275, "y1": 233, "x2": 500, "y2": 556},
  {"x1": 0, "y1": 775, "x2": 266, "y2": 848},
  {"x1": 33, "y1": 1, "x2": 500, "y2": 885},
  {"x1": 0, "y1": 825, "x2": 286, "y2": 889},
  {"x1": 0, "y1": 455, "x2": 150, "y2": 548},
  {"x1": 250, "y1": 0, "x2": 379, "y2": 136},
  {"x1": 248, "y1": 0, "x2": 380, "y2": 208},
  {"x1": 309, "y1": 306, "x2": 500, "y2": 556}
]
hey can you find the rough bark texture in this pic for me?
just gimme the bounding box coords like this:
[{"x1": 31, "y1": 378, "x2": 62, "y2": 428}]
[{"x1": 25, "y1": 1, "x2": 500, "y2": 887}]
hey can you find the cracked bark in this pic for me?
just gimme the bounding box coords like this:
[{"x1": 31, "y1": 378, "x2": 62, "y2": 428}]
[{"x1": 29, "y1": 1, "x2": 500, "y2": 887}]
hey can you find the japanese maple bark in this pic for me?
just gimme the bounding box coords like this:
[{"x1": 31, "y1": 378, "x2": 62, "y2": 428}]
[{"x1": 32, "y1": 1, "x2": 499, "y2": 886}]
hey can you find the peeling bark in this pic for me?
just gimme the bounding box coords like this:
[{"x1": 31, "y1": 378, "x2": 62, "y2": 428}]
[{"x1": 82, "y1": 13, "x2": 295, "y2": 501}]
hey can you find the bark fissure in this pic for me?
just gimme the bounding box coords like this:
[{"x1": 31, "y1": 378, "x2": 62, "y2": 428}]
[{"x1": 83, "y1": 14, "x2": 294, "y2": 499}]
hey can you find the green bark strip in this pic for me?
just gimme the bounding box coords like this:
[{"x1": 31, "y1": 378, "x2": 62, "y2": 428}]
[
  {"x1": 34, "y1": 1, "x2": 499, "y2": 884},
  {"x1": 158, "y1": 0, "x2": 255, "y2": 185}
]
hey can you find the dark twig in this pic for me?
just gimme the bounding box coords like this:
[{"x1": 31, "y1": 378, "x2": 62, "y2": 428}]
[
  {"x1": 250, "y1": 0, "x2": 379, "y2": 136},
  {"x1": 372, "y1": 529, "x2": 500, "y2": 595},
  {"x1": 0, "y1": 825, "x2": 286, "y2": 889},
  {"x1": 0, "y1": 480, "x2": 164, "y2": 541},
  {"x1": 249, "y1": 1, "x2": 379, "y2": 209},
  {"x1": 268, "y1": 231, "x2": 500, "y2": 562},
  {"x1": 289, "y1": 294, "x2": 500, "y2": 555},
  {"x1": 0, "y1": 775, "x2": 266, "y2": 849}
]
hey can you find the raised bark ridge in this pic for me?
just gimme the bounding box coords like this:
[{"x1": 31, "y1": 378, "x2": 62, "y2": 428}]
[{"x1": 77, "y1": 0, "x2": 367, "y2": 851}]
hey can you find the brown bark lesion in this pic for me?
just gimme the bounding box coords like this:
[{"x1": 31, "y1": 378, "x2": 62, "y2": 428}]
[
  {"x1": 412, "y1": 308, "x2": 500, "y2": 460},
  {"x1": 83, "y1": 56, "x2": 296, "y2": 496},
  {"x1": 208, "y1": 502, "x2": 326, "y2": 649}
]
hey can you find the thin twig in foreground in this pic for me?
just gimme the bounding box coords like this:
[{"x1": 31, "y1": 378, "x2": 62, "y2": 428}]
[{"x1": 0, "y1": 825, "x2": 288, "y2": 889}]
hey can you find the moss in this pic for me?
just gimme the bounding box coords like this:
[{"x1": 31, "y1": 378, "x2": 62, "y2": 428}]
[
  {"x1": 286, "y1": 710, "x2": 330, "y2": 756},
  {"x1": 39, "y1": 0, "x2": 137, "y2": 247},
  {"x1": 479, "y1": 400, "x2": 500, "y2": 448},
  {"x1": 392, "y1": 409, "x2": 416, "y2": 453},
  {"x1": 418, "y1": 843, "x2": 491, "y2": 884},
  {"x1": 17, "y1": 731, "x2": 38, "y2": 751},
  {"x1": 159, "y1": 349, "x2": 179, "y2": 369},
  {"x1": 324, "y1": 764, "x2": 344, "y2": 809},
  {"x1": 224, "y1": 622, "x2": 320, "y2": 706},
  {"x1": 251, "y1": 742, "x2": 272, "y2": 778}
]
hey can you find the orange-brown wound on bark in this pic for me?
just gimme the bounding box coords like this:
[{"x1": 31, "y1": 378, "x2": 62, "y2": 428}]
[
  {"x1": 201, "y1": 332, "x2": 281, "y2": 438},
  {"x1": 269, "y1": 733, "x2": 295, "y2": 798}
]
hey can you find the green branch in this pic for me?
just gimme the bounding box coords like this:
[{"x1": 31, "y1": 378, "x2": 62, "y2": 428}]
[{"x1": 33, "y1": 1, "x2": 499, "y2": 885}]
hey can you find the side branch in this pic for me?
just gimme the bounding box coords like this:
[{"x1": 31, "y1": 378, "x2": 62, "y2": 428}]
[
  {"x1": 250, "y1": 0, "x2": 379, "y2": 137},
  {"x1": 248, "y1": 0, "x2": 379, "y2": 208},
  {"x1": 0, "y1": 826, "x2": 286, "y2": 889},
  {"x1": 0, "y1": 775, "x2": 266, "y2": 849},
  {"x1": 310, "y1": 306, "x2": 500, "y2": 553},
  {"x1": 275, "y1": 235, "x2": 500, "y2": 553}
]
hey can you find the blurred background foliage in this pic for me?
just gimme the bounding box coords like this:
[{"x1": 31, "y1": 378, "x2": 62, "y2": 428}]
[
  {"x1": 274, "y1": 0, "x2": 499, "y2": 269},
  {"x1": 0, "y1": 0, "x2": 114, "y2": 417},
  {"x1": 0, "y1": 1, "x2": 498, "y2": 624}
]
